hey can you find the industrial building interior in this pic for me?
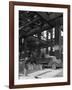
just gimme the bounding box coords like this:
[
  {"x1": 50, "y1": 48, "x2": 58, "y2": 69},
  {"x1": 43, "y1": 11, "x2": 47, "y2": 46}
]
[{"x1": 19, "y1": 11, "x2": 63, "y2": 78}]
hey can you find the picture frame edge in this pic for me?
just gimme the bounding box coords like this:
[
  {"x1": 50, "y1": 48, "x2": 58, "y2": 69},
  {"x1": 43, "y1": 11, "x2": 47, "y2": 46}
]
[{"x1": 9, "y1": 1, "x2": 70, "y2": 89}]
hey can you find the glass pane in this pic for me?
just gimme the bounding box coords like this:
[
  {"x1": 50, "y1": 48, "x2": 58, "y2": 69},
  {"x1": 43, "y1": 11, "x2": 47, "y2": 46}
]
[{"x1": 52, "y1": 27, "x2": 55, "y2": 38}]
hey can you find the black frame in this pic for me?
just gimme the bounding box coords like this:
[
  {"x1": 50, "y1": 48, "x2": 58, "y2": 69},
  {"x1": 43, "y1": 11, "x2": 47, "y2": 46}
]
[{"x1": 9, "y1": 1, "x2": 70, "y2": 89}]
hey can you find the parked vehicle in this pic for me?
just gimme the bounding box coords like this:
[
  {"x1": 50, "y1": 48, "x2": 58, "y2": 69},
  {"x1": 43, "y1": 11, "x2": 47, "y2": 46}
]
[{"x1": 38, "y1": 55, "x2": 63, "y2": 69}]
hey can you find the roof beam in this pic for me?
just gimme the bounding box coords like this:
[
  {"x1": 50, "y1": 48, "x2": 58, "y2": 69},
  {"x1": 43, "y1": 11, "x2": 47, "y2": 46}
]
[
  {"x1": 19, "y1": 17, "x2": 40, "y2": 30},
  {"x1": 37, "y1": 12, "x2": 63, "y2": 26}
]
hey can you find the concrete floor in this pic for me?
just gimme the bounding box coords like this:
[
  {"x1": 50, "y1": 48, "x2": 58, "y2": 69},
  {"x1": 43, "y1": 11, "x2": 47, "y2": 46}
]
[{"x1": 19, "y1": 68, "x2": 63, "y2": 79}]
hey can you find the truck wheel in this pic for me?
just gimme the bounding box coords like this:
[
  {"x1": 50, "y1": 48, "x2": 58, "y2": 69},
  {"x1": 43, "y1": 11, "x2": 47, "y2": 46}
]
[{"x1": 52, "y1": 63, "x2": 56, "y2": 69}]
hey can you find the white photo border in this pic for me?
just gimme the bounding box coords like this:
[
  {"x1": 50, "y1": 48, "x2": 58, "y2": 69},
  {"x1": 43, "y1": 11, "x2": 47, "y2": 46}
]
[{"x1": 14, "y1": 5, "x2": 68, "y2": 85}]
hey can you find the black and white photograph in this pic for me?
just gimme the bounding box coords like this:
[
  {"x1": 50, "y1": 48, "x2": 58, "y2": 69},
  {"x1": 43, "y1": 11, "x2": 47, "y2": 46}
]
[
  {"x1": 19, "y1": 11, "x2": 63, "y2": 79},
  {"x1": 9, "y1": 2, "x2": 70, "y2": 88}
]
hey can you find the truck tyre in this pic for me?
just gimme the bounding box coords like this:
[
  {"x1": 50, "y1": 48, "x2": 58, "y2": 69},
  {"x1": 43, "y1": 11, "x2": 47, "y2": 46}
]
[{"x1": 52, "y1": 63, "x2": 56, "y2": 69}]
